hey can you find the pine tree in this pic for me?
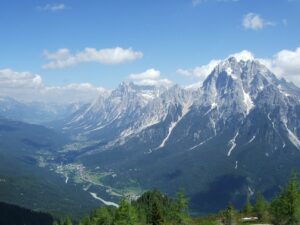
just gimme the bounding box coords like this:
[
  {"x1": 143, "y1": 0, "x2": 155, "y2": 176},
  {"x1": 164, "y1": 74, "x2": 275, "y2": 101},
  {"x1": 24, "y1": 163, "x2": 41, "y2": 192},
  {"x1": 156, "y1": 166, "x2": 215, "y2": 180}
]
[
  {"x1": 222, "y1": 202, "x2": 236, "y2": 225},
  {"x1": 149, "y1": 199, "x2": 164, "y2": 225},
  {"x1": 270, "y1": 172, "x2": 300, "y2": 225},
  {"x1": 171, "y1": 190, "x2": 189, "y2": 224},
  {"x1": 91, "y1": 207, "x2": 113, "y2": 225},
  {"x1": 114, "y1": 199, "x2": 137, "y2": 225},
  {"x1": 253, "y1": 193, "x2": 268, "y2": 222},
  {"x1": 134, "y1": 189, "x2": 172, "y2": 224},
  {"x1": 61, "y1": 217, "x2": 73, "y2": 225},
  {"x1": 242, "y1": 194, "x2": 252, "y2": 215},
  {"x1": 78, "y1": 216, "x2": 91, "y2": 225}
]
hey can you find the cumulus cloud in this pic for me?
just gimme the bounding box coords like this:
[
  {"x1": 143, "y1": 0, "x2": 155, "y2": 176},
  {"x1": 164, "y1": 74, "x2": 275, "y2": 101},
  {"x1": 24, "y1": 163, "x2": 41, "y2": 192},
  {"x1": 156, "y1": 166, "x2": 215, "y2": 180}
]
[
  {"x1": 177, "y1": 60, "x2": 221, "y2": 83},
  {"x1": 129, "y1": 68, "x2": 161, "y2": 80},
  {"x1": 243, "y1": 13, "x2": 263, "y2": 30},
  {"x1": 0, "y1": 69, "x2": 43, "y2": 89},
  {"x1": 0, "y1": 69, "x2": 106, "y2": 104},
  {"x1": 242, "y1": 13, "x2": 275, "y2": 30},
  {"x1": 37, "y1": 3, "x2": 66, "y2": 12},
  {"x1": 42, "y1": 47, "x2": 143, "y2": 69},
  {"x1": 259, "y1": 47, "x2": 300, "y2": 85},
  {"x1": 229, "y1": 50, "x2": 254, "y2": 61},
  {"x1": 129, "y1": 69, "x2": 172, "y2": 86}
]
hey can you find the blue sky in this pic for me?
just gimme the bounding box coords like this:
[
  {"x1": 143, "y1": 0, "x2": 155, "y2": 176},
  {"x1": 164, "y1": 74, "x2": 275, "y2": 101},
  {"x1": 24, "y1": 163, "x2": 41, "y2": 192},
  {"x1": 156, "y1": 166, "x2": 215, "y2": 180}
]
[{"x1": 0, "y1": 0, "x2": 300, "y2": 93}]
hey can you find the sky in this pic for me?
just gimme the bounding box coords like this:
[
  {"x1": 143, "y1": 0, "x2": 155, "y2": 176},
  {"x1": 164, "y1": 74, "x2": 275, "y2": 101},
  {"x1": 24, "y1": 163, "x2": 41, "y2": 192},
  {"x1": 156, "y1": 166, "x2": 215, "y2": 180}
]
[{"x1": 0, "y1": 0, "x2": 300, "y2": 103}]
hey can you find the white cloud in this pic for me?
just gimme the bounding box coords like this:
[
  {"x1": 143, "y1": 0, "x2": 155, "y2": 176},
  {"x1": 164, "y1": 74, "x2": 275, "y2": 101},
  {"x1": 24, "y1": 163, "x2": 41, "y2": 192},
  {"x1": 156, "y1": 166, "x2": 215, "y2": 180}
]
[
  {"x1": 229, "y1": 50, "x2": 254, "y2": 61},
  {"x1": 0, "y1": 68, "x2": 106, "y2": 104},
  {"x1": 185, "y1": 82, "x2": 203, "y2": 90},
  {"x1": 192, "y1": 0, "x2": 205, "y2": 6},
  {"x1": 129, "y1": 68, "x2": 160, "y2": 80},
  {"x1": 129, "y1": 69, "x2": 172, "y2": 86},
  {"x1": 259, "y1": 47, "x2": 300, "y2": 85},
  {"x1": 177, "y1": 59, "x2": 221, "y2": 83},
  {"x1": 0, "y1": 69, "x2": 43, "y2": 89},
  {"x1": 42, "y1": 47, "x2": 143, "y2": 69},
  {"x1": 192, "y1": 0, "x2": 239, "y2": 6},
  {"x1": 37, "y1": 3, "x2": 66, "y2": 12},
  {"x1": 242, "y1": 13, "x2": 275, "y2": 30}
]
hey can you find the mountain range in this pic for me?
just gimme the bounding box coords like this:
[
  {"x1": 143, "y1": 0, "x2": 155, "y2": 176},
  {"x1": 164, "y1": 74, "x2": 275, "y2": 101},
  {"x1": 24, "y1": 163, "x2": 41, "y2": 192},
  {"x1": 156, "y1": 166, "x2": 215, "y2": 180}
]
[
  {"x1": 0, "y1": 96, "x2": 82, "y2": 124},
  {"x1": 1, "y1": 56, "x2": 300, "y2": 215},
  {"x1": 62, "y1": 57, "x2": 300, "y2": 212}
]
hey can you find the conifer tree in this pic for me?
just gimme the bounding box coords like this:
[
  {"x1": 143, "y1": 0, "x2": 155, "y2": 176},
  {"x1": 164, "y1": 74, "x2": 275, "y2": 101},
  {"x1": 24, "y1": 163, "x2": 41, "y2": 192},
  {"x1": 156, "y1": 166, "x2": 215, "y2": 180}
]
[
  {"x1": 78, "y1": 216, "x2": 91, "y2": 225},
  {"x1": 222, "y1": 202, "x2": 236, "y2": 225},
  {"x1": 253, "y1": 192, "x2": 268, "y2": 222},
  {"x1": 62, "y1": 217, "x2": 73, "y2": 225},
  {"x1": 270, "y1": 172, "x2": 300, "y2": 225},
  {"x1": 242, "y1": 194, "x2": 252, "y2": 215},
  {"x1": 171, "y1": 190, "x2": 189, "y2": 224},
  {"x1": 91, "y1": 207, "x2": 113, "y2": 225},
  {"x1": 114, "y1": 199, "x2": 137, "y2": 225},
  {"x1": 149, "y1": 199, "x2": 164, "y2": 225}
]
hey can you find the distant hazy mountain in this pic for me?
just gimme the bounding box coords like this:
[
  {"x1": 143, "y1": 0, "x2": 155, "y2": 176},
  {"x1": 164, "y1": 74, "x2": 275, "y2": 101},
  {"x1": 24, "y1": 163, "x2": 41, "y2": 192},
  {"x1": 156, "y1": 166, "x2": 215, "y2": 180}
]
[
  {"x1": 65, "y1": 57, "x2": 300, "y2": 212},
  {"x1": 0, "y1": 96, "x2": 83, "y2": 124}
]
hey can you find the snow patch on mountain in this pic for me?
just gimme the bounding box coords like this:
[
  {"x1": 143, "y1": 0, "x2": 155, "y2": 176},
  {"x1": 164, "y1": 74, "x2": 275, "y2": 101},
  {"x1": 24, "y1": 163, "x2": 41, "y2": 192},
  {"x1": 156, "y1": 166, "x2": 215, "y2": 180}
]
[
  {"x1": 157, "y1": 103, "x2": 191, "y2": 149},
  {"x1": 248, "y1": 186, "x2": 254, "y2": 196},
  {"x1": 247, "y1": 135, "x2": 256, "y2": 144},
  {"x1": 267, "y1": 113, "x2": 276, "y2": 129},
  {"x1": 189, "y1": 136, "x2": 214, "y2": 151},
  {"x1": 226, "y1": 67, "x2": 232, "y2": 75},
  {"x1": 227, "y1": 131, "x2": 239, "y2": 156},
  {"x1": 226, "y1": 67, "x2": 238, "y2": 80},
  {"x1": 204, "y1": 102, "x2": 218, "y2": 116},
  {"x1": 278, "y1": 85, "x2": 291, "y2": 97},
  {"x1": 243, "y1": 89, "x2": 254, "y2": 114},
  {"x1": 87, "y1": 125, "x2": 106, "y2": 132},
  {"x1": 119, "y1": 116, "x2": 161, "y2": 139},
  {"x1": 283, "y1": 142, "x2": 286, "y2": 148},
  {"x1": 286, "y1": 127, "x2": 300, "y2": 150}
]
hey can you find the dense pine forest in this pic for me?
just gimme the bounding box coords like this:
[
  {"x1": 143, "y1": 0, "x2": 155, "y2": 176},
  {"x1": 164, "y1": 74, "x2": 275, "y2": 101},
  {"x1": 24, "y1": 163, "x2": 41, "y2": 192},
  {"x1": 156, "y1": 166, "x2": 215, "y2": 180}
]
[{"x1": 3, "y1": 172, "x2": 300, "y2": 225}]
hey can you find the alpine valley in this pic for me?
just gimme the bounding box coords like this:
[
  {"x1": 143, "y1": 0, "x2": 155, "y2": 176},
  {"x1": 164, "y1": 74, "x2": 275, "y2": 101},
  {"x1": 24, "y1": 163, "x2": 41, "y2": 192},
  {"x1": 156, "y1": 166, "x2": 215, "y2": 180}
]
[{"x1": 1, "y1": 56, "x2": 300, "y2": 217}]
